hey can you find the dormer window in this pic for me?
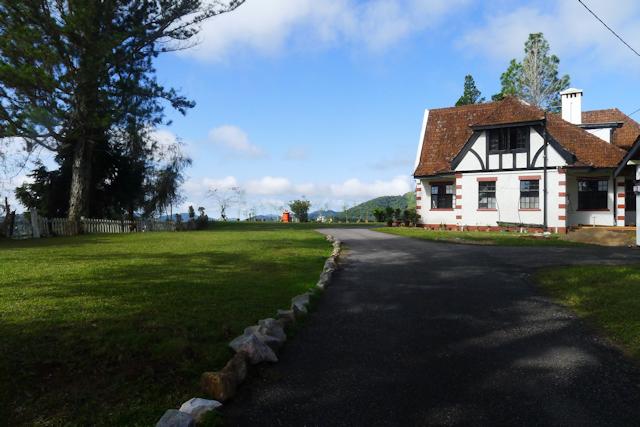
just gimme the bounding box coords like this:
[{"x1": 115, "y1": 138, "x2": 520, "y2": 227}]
[{"x1": 488, "y1": 127, "x2": 529, "y2": 153}]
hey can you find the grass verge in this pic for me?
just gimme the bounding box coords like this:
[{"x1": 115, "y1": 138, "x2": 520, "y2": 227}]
[
  {"x1": 0, "y1": 222, "x2": 331, "y2": 426},
  {"x1": 537, "y1": 265, "x2": 640, "y2": 360},
  {"x1": 373, "y1": 227, "x2": 586, "y2": 246}
]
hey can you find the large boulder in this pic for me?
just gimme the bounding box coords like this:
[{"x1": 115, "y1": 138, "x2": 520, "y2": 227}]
[
  {"x1": 156, "y1": 409, "x2": 195, "y2": 427},
  {"x1": 229, "y1": 333, "x2": 278, "y2": 364},
  {"x1": 178, "y1": 398, "x2": 222, "y2": 423}
]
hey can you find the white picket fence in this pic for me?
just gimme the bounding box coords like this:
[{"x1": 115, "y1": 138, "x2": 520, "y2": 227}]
[{"x1": 10, "y1": 213, "x2": 175, "y2": 239}]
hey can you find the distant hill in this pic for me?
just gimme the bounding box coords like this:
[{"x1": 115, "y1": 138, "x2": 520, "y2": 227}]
[
  {"x1": 254, "y1": 214, "x2": 279, "y2": 221},
  {"x1": 343, "y1": 192, "x2": 416, "y2": 221}
]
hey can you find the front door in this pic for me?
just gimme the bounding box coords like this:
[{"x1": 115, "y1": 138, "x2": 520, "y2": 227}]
[{"x1": 626, "y1": 179, "x2": 636, "y2": 226}]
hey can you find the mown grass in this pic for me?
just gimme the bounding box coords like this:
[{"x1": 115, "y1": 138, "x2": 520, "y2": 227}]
[
  {"x1": 537, "y1": 265, "x2": 640, "y2": 361},
  {"x1": 0, "y1": 222, "x2": 333, "y2": 426},
  {"x1": 373, "y1": 227, "x2": 586, "y2": 246}
]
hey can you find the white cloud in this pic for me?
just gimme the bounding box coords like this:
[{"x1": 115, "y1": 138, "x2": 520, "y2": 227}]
[
  {"x1": 329, "y1": 175, "x2": 412, "y2": 198},
  {"x1": 459, "y1": 0, "x2": 640, "y2": 70},
  {"x1": 185, "y1": 0, "x2": 469, "y2": 61},
  {"x1": 246, "y1": 176, "x2": 294, "y2": 195},
  {"x1": 284, "y1": 146, "x2": 310, "y2": 161},
  {"x1": 182, "y1": 174, "x2": 412, "y2": 210},
  {"x1": 209, "y1": 125, "x2": 265, "y2": 158}
]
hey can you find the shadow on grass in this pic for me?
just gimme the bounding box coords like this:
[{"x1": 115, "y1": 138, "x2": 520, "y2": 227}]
[{"x1": 0, "y1": 233, "x2": 329, "y2": 426}]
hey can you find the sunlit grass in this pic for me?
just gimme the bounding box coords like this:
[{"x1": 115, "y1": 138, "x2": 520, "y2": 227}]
[{"x1": 0, "y1": 223, "x2": 331, "y2": 426}]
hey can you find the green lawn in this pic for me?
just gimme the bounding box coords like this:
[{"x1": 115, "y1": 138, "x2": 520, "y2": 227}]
[
  {"x1": 373, "y1": 227, "x2": 585, "y2": 246},
  {"x1": 0, "y1": 222, "x2": 333, "y2": 426},
  {"x1": 537, "y1": 265, "x2": 640, "y2": 361}
]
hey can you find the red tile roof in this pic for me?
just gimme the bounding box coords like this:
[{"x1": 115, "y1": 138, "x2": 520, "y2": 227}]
[
  {"x1": 582, "y1": 108, "x2": 640, "y2": 150},
  {"x1": 414, "y1": 97, "x2": 628, "y2": 177}
]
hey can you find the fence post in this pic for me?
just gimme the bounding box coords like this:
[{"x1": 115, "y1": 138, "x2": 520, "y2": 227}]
[{"x1": 30, "y1": 209, "x2": 41, "y2": 239}]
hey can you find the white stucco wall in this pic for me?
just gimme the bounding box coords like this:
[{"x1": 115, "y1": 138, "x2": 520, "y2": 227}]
[
  {"x1": 565, "y1": 172, "x2": 616, "y2": 226},
  {"x1": 586, "y1": 127, "x2": 612, "y2": 143},
  {"x1": 455, "y1": 128, "x2": 568, "y2": 172},
  {"x1": 457, "y1": 170, "x2": 564, "y2": 229},
  {"x1": 416, "y1": 170, "x2": 568, "y2": 230},
  {"x1": 417, "y1": 177, "x2": 457, "y2": 226}
]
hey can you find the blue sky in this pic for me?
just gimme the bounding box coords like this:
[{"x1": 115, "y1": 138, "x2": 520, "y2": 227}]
[{"x1": 7, "y1": 0, "x2": 640, "y2": 217}]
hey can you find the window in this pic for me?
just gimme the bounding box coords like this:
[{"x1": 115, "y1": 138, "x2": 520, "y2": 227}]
[
  {"x1": 520, "y1": 180, "x2": 540, "y2": 209},
  {"x1": 578, "y1": 179, "x2": 608, "y2": 210},
  {"x1": 478, "y1": 181, "x2": 496, "y2": 209},
  {"x1": 626, "y1": 180, "x2": 637, "y2": 211},
  {"x1": 488, "y1": 127, "x2": 529, "y2": 153},
  {"x1": 431, "y1": 183, "x2": 454, "y2": 209}
]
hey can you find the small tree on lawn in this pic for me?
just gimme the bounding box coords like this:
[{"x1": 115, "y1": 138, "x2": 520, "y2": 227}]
[
  {"x1": 289, "y1": 199, "x2": 311, "y2": 223},
  {"x1": 196, "y1": 206, "x2": 208, "y2": 229},
  {"x1": 373, "y1": 208, "x2": 386, "y2": 222},
  {"x1": 209, "y1": 186, "x2": 244, "y2": 221}
]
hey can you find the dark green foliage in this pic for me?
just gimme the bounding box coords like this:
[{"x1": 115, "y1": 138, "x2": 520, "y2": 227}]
[
  {"x1": 196, "y1": 207, "x2": 208, "y2": 230},
  {"x1": 455, "y1": 75, "x2": 485, "y2": 106},
  {"x1": 289, "y1": 199, "x2": 311, "y2": 223},
  {"x1": 343, "y1": 192, "x2": 416, "y2": 221},
  {"x1": 493, "y1": 33, "x2": 570, "y2": 111},
  {"x1": 372, "y1": 208, "x2": 386, "y2": 222}
]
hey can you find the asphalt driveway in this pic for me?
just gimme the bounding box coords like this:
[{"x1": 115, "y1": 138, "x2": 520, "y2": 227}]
[{"x1": 224, "y1": 228, "x2": 640, "y2": 426}]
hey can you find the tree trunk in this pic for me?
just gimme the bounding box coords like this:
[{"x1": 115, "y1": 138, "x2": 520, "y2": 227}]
[{"x1": 68, "y1": 139, "x2": 93, "y2": 227}]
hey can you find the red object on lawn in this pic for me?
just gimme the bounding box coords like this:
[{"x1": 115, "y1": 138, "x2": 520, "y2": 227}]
[{"x1": 281, "y1": 211, "x2": 291, "y2": 223}]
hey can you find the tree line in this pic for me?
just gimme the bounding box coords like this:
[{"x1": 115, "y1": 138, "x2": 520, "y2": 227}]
[
  {"x1": 456, "y1": 33, "x2": 570, "y2": 111},
  {"x1": 0, "y1": 0, "x2": 245, "y2": 235}
]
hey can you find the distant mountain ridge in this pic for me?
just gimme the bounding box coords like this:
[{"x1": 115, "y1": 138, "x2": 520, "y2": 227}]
[
  {"x1": 308, "y1": 192, "x2": 416, "y2": 221},
  {"x1": 344, "y1": 192, "x2": 416, "y2": 220}
]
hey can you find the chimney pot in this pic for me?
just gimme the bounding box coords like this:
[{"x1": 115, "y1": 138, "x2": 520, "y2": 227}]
[{"x1": 560, "y1": 88, "x2": 583, "y2": 125}]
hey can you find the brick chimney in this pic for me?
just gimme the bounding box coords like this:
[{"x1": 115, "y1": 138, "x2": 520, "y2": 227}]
[{"x1": 560, "y1": 88, "x2": 583, "y2": 125}]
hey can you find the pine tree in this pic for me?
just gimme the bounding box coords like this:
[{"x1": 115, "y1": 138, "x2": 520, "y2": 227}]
[
  {"x1": 455, "y1": 75, "x2": 485, "y2": 106},
  {"x1": 492, "y1": 33, "x2": 570, "y2": 111}
]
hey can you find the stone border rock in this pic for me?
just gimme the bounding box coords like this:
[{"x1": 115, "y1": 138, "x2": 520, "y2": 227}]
[{"x1": 154, "y1": 233, "x2": 342, "y2": 426}]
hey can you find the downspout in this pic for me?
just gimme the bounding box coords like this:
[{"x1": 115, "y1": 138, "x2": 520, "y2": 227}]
[{"x1": 543, "y1": 112, "x2": 548, "y2": 230}]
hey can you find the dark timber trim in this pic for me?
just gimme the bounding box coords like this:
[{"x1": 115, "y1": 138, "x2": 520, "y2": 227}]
[
  {"x1": 450, "y1": 132, "x2": 482, "y2": 170},
  {"x1": 531, "y1": 145, "x2": 545, "y2": 168},
  {"x1": 533, "y1": 125, "x2": 576, "y2": 164},
  {"x1": 578, "y1": 122, "x2": 623, "y2": 130},
  {"x1": 468, "y1": 149, "x2": 486, "y2": 170},
  {"x1": 614, "y1": 135, "x2": 640, "y2": 177},
  {"x1": 470, "y1": 120, "x2": 544, "y2": 131}
]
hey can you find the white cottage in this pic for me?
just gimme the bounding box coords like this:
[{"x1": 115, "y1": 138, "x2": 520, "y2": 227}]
[{"x1": 413, "y1": 91, "x2": 640, "y2": 233}]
